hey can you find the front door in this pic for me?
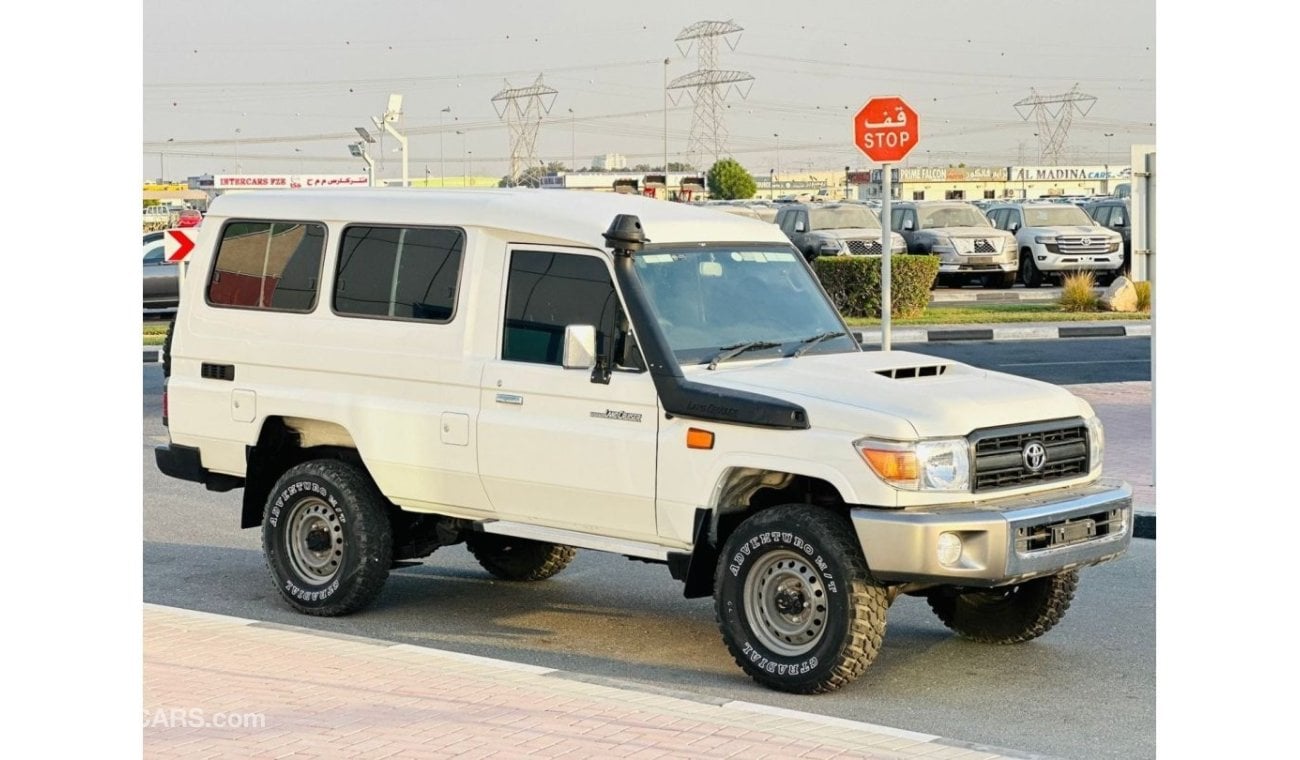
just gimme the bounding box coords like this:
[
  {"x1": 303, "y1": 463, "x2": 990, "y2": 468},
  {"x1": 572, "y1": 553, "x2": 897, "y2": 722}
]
[{"x1": 477, "y1": 247, "x2": 660, "y2": 541}]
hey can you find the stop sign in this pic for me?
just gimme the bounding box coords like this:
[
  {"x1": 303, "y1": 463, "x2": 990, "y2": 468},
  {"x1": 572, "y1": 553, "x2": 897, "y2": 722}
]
[{"x1": 854, "y1": 96, "x2": 919, "y2": 163}]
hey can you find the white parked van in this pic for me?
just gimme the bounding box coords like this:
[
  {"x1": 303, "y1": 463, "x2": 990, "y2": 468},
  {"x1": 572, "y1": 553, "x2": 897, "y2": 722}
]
[{"x1": 156, "y1": 189, "x2": 1131, "y2": 693}]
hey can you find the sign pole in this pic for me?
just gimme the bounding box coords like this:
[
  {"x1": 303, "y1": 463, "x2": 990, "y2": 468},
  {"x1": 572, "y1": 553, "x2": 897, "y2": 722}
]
[
  {"x1": 853, "y1": 95, "x2": 917, "y2": 352},
  {"x1": 881, "y1": 164, "x2": 892, "y2": 351}
]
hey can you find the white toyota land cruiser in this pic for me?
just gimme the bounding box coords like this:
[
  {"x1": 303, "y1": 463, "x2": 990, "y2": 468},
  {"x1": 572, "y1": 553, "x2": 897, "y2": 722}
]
[
  {"x1": 986, "y1": 202, "x2": 1125, "y2": 288},
  {"x1": 156, "y1": 189, "x2": 1132, "y2": 694}
]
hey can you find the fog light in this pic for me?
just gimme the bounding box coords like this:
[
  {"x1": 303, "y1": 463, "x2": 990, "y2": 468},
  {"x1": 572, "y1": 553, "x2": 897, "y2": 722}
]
[{"x1": 937, "y1": 532, "x2": 963, "y2": 566}]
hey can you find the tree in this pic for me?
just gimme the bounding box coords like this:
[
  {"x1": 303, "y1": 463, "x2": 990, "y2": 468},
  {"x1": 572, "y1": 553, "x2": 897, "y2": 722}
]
[
  {"x1": 498, "y1": 162, "x2": 568, "y2": 188},
  {"x1": 706, "y1": 158, "x2": 757, "y2": 200}
]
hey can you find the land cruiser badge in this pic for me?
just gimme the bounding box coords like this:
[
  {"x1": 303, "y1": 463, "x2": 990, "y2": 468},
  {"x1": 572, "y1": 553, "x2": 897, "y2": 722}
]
[{"x1": 590, "y1": 409, "x2": 642, "y2": 423}]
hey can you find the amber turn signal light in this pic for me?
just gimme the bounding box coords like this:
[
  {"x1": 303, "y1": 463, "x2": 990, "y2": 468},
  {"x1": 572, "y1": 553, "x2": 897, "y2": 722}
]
[{"x1": 686, "y1": 428, "x2": 715, "y2": 450}]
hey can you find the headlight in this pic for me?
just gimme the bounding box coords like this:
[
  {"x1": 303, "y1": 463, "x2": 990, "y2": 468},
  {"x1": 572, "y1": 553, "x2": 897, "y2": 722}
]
[
  {"x1": 1085, "y1": 415, "x2": 1104, "y2": 474},
  {"x1": 855, "y1": 437, "x2": 971, "y2": 492},
  {"x1": 927, "y1": 235, "x2": 955, "y2": 252},
  {"x1": 1034, "y1": 235, "x2": 1058, "y2": 244}
]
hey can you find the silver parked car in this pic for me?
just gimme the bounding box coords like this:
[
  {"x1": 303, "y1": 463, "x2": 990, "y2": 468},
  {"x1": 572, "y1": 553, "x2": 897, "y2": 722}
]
[
  {"x1": 889, "y1": 201, "x2": 1018, "y2": 289},
  {"x1": 143, "y1": 231, "x2": 180, "y2": 310}
]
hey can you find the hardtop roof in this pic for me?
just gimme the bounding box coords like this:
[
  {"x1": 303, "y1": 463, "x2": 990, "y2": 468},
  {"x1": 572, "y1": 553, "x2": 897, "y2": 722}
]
[{"x1": 206, "y1": 189, "x2": 789, "y2": 250}]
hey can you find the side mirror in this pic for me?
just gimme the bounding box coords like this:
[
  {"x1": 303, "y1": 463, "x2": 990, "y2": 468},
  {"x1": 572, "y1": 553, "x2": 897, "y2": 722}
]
[
  {"x1": 1009, "y1": 222, "x2": 1021, "y2": 232},
  {"x1": 902, "y1": 219, "x2": 914, "y2": 231},
  {"x1": 1112, "y1": 218, "x2": 1126, "y2": 228},
  {"x1": 562, "y1": 325, "x2": 597, "y2": 369},
  {"x1": 794, "y1": 221, "x2": 806, "y2": 233}
]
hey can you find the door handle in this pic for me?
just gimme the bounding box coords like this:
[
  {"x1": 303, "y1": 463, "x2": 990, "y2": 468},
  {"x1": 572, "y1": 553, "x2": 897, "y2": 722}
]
[{"x1": 495, "y1": 393, "x2": 523, "y2": 406}]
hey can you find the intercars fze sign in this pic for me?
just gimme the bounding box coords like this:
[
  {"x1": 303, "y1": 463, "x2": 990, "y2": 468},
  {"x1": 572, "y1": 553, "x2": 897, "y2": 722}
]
[{"x1": 854, "y1": 96, "x2": 919, "y2": 163}]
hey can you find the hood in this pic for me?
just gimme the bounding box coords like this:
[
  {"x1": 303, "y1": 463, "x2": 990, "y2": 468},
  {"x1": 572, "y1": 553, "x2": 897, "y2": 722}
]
[
  {"x1": 927, "y1": 226, "x2": 1013, "y2": 239},
  {"x1": 816, "y1": 227, "x2": 884, "y2": 240},
  {"x1": 1036, "y1": 225, "x2": 1121, "y2": 239},
  {"x1": 685, "y1": 350, "x2": 1093, "y2": 438}
]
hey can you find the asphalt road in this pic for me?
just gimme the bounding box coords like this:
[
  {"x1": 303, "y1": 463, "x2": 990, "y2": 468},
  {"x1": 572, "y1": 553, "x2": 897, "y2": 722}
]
[
  {"x1": 897, "y1": 336, "x2": 1151, "y2": 384},
  {"x1": 142, "y1": 339, "x2": 1154, "y2": 760}
]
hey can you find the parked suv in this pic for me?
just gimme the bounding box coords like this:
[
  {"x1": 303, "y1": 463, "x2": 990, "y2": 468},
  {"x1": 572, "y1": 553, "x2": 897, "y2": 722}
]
[
  {"x1": 156, "y1": 189, "x2": 1131, "y2": 694},
  {"x1": 142, "y1": 231, "x2": 179, "y2": 310},
  {"x1": 1083, "y1": 198, "x2": 1132, "y2": 276},
  {"x1": 774, "y1": 202, "x2": 906, "y2": 262},
  {"x1": 889, "y1": 201, "x2": 1017, "y2": 289},
  {"x1": 986, "y1": 202, "x2": 1124, "y2": 287}
]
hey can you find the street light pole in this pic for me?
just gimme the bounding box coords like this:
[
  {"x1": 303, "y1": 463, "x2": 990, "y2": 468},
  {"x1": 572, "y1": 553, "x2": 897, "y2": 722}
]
[
  {"x1": 774, "y1": 132, "x2": 781, "y2": 182},
  {"x1": 568, "y1": 108, "x2": 575, "y2": 170},
  {"x1": 440, "y1": 106, "x2": 451, "y2": 187},
  {"x1": 457, "y1": 130, "x2": 467, "y2": 187},
  {"x1": 663, "y1": 58, "x2": 670, "y2": 173},
  {"x1": 234, "y1": 128, "x2": 242, "y2": 174}
]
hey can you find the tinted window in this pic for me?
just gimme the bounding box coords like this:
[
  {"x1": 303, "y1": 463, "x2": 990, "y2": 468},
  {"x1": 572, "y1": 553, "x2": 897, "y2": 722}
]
[
  {"x1": 1091, "y1": 205, "x2": 1113, "y2": 226},
  {"x1": 143, "y1": 244, "x2": 165, "y2": 264},
  {"x1": 503, "y1": 251, "x2": 617, "y2": 366},
  {"x1": 208, "y1": 221, "x2": 326, "y2": 311},
  {"x1": 334, "y1": 226, "x2": 463, "y2": 322}
]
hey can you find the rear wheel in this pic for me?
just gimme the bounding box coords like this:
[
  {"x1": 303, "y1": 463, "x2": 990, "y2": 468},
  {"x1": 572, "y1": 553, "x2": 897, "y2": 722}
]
[
  {"x1": 714, "y1": 506, "x2": 890, "y2": 694},
  {"x1": 926, "y1": 571, "x2": 1078, "y2": 644},
  {"x1": 1019, "y1": 252, "x2": 1043, "y2": 288},
  {"x1": 464, "y1": 532, "x2": 576, "y2": 581},
  {"x1": 262, "y1": 459, "x2": 393, "y2": 616}
]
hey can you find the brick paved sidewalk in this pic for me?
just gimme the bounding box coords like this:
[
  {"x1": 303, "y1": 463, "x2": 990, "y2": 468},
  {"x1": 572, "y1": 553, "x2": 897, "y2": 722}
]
[
  {"x1": 144, "y1": 604, "x2": 1036, "y2": 760},
  {"x1": 1063, "y1": 382, "x2": 1154, "y2": 516}
]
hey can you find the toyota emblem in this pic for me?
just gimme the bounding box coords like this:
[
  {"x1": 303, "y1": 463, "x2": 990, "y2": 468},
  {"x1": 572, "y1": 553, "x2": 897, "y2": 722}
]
[
  {"x1": 1080, "y1": 237, "x2": 1092, "y2": 246},
  {"x1": 1022, "y1": 441, "x2": 1047, "y2": 472}
]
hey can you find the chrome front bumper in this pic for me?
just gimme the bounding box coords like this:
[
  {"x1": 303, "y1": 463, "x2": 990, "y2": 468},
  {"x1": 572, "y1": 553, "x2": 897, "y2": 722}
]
[{"x1": 850, "y1": 479, "x2": 1132, "y2": 587}]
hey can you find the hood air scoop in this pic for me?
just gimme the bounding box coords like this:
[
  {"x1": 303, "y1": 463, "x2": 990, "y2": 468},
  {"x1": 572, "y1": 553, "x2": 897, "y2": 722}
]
[{"x1": 875, "y1": 364, "x2": 949, "y2": 379}]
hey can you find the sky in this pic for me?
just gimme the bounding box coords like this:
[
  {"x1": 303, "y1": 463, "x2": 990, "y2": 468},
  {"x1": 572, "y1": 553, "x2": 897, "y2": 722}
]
[
  {"x1": 6, "y1": 2, "x2": 1298, "y2": 757},
  {"x1": 142, "y1": 0, "x2": 1156, "y2": 181}
]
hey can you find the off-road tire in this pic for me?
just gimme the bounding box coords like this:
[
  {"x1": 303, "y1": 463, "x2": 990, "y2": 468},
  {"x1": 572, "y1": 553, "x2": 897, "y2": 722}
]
[
  {"x1": 262, "y1": 460, "x2": 393, "y2": 616},
  {"x1": 464, "y1": 533, "x2": 576, "y2": 581},
  {"x1": 926, "y1": 570, "x2": 1078, "y2": 644},
  {"x1": 714, "y1": 506, "x2": 890, "y2": 694}
]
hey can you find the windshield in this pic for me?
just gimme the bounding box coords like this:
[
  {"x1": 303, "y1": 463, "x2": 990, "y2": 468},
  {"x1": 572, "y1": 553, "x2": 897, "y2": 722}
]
[
  {"x1": 633, "y1": 245, "x2": 856, "y2": 365},
  {"x1": 1024, "y1": 206, "x2": 1093, "y2": 226},
  {"x1": 808, "y1": 206, "x2": 880, "y2": 231},
  {"x1": 918, "y1": 205, "x2": 990, "y2": 229}
]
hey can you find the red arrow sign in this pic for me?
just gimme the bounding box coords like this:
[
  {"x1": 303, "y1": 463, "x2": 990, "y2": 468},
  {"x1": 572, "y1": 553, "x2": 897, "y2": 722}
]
[
  {"x1": 164, "y1": 229, "x2": 195, "y2": 263},
  {"x1": 854, "y1": 96, "x2": 919, "y2": 163}
]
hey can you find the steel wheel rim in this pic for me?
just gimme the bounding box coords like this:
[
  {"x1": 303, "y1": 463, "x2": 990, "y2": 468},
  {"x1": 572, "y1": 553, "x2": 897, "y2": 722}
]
[
  {"x1": 743, "y1": 549, "x2": 829, "y2": 656},
  {"x1": 286, "y1": 496, "x2": 344, "y2": 584}
]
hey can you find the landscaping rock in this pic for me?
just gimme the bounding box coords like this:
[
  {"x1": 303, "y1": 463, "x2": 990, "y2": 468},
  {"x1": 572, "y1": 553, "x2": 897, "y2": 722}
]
[{"x1": 1101, "y1": 276, "x2": 1139, "y2": 312}]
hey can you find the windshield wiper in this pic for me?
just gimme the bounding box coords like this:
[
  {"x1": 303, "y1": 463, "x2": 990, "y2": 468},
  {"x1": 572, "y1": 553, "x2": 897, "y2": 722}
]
[
  {"x1": 789, "y1": 331, "x2": 846, "y2": 358},
  {"x1": 707, "y1": 340, "x2": 782, "y2": 370}
]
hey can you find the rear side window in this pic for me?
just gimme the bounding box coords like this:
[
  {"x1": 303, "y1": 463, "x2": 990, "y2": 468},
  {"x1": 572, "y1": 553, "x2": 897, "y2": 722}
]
[
  {"x1": 334, "y1": 226, "x2": 464, "y2": 322},
  {"x1": 208, "y1": 221, "x2": 326, "y2": 311}
]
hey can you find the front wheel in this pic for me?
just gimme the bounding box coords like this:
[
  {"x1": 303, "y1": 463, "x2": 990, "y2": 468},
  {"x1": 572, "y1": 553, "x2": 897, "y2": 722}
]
[
  {"x1": 263, "y1": 459, "x2": 394, "y2": 616},
  {"x1": 714, "y1": 506, "x2": 890, "y2": 694},
  {"x1": 926, "y1": 570, "x2": 1078, "y2": 644},
  {"x1": 1019, "y1": 252, "x2": 1043, "y2": 288}
]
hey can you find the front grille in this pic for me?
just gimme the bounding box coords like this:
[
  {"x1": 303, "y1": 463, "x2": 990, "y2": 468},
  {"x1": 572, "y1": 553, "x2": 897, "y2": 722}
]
[
  {"x1": 973, "y1": 239, "x2": 997, "y2": 253},
  {"x1": 1056, "y1": 236, "x2": 1112, "y2": 255},
  {"x1": 846, "y1": 239, "x2": 881, "y2": 255},
  {"x1": 971, "y1": 419, "x2": 1089, "y2": 492}
]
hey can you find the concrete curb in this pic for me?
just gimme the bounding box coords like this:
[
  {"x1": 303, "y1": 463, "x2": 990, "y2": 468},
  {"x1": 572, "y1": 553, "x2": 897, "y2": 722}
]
[{"x1": 854, "y1": 322, "x2": 1149, "y2": 345}]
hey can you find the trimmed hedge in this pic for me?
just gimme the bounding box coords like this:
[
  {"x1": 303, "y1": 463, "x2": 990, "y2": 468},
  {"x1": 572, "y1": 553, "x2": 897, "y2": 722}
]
[{"x1": 813, "y1": 255, "x2": 940, "y2": 319}]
